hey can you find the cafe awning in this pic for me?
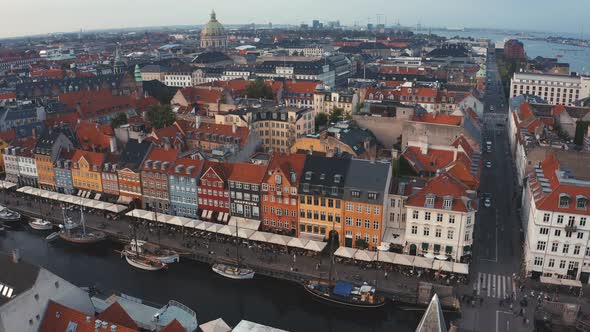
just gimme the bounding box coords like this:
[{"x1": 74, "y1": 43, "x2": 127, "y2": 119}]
[
  {"x1": 287, "y1": 237, "x2": 309, "y2": 249},
  {"x1": 432, "y1": 260, "x2": 454, "y2": 273},
  {"x1": 354, "y1": 250, "x2": 376, "y2": 262},
  {"x1": 393, "y1": 254, "x2": 415, "y2": 267},
  {"x1": 413, "y1": 256, "x2": 434, "y2": 269},
  {"x1": 304, "y1": 240, "x2": 327, "y2": 252},
  {"x1": 0, "y1": 180, "x2": 16, "y2": 189},
  {"x1": 237, "y1": 228, "x2": 255, "y2": 239},
  {"x1": 268, "y1": 234, "x2": 290, "y2": 246},
  {"x1": 206, "y1": 223, "x2": 223, "y2": 233},
  {"x1": 183, "y1": 220, "x2": 203, "y2": 229},
  {"x1": 228, "y1": 217, "x2": 261, "y2": 231},
  {"x1": 249, "y1": 231, "x2": 274, "y2": 243},
  {"x1": 540, "y1": 276, "x2": 582, "y2": 288},
  {"x1": 195, "y1": 221, "x2": 215, "y2": 230},
  {"x1": 334, "y1": 246, "x2": 357, "y2": 259},
  {"x1": 378, "y1": 251, "x2": 397, "y2": 264},
  {"x1": 17, "y1": 186, "x2": 127, "y2": 214},
  {"x1": 217, "y1": 225, "x2": 235, "y2": 236},
  {"x1": 452, "y1": 262, "x2": 469, "y2": 274}
]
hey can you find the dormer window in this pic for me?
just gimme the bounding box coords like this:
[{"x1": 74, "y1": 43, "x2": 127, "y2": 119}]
[
  {"x1": 304, "y1": 171, "x2": 312, "y2": 181},
  {"x1": 319, "y1": 173, "x2": 326, "y2": 180},
  {"x1": 443, "y1": 196, "x2": 453, "y2": 210},
  {"x1": 275, "y1": 175, "x2": 282, "y2": 185},
  {"x1": 351, "y1": 190, "x2": 360, "y2": 198},
  {"x1": 559, "y1": 194, "x2": 571, "y2": 208},
  {"x1": 368, "y1": 192, "x2": 377, "y2": 200},
  {"x1": 425, "y1": 194, "x2": 436, "y2": 208},
  {"x1": 577, "y1": 195, "x2": 588, "y2": 210},
  {"x1": 334, "y1": 174, "x2": 342, "y2": 184}
]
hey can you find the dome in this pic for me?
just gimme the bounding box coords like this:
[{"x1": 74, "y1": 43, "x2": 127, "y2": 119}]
[{"x1": 201, "y1": 10, "x2": 225, "y2": 37}]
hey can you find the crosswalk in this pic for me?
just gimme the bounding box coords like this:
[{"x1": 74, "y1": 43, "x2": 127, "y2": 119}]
[{"x1": 475, "y1": 272, "x2": 514, "y2": 299}]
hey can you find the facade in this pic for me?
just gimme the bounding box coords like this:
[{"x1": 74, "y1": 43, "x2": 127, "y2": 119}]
[
  {"x1": 404, "y1": 173, "x2": 478, "y2": 261},
  {"x1": 140, "y1": 148, "x2": 179, "y2": 213},
  {"x1": 169, "y1": 158, "x2": 204, "y2": 218},
  {"x1": 200, "y1": 10, "x2": 228, "y2": 50},
  {"x1": 255, "y1": 59, "x2": 336, "y2": 86},
  {"x1": 101, "y1": 153, "x2": 120, "y2": 196},
  {"x1": 510, "y1": 72, "x2": 590, "y2": 106},
  {"x1": 3, "y1": 137, "x2": 38, "y2": 187},
  {"x1": 503, "y1": 39, "x2": 526, "y2": 59},
  {"x1": 298, "y1": 155, "x2": 349, "y2": 241},
  {"x1": 342, "y1": 159, "x2": 391, "y2": 250},
  {"x1": 313, "y1": 89, "x2": 359, "y2": 116},
  {"x1": 198, "y1": 161, "x2": 233, "y2": 219},
  {"x1": 228, "y1": 162, "x2": 267, "y2": 221},
  {"x1": 249, "y1": 107, "x2": 315, "y2": 153},
  {"x1": 34, "y1": 132, "x2": 73, "y2": 190},
  {"x1": 261, "y1": 153, "x2": 306, "y2": 235},
  {"x1": 71, "y1": 149, "x2": 105, "y2": 193},
  {"x1": 522, "y1": 154, "x2": 590, "y2": 283},
  {"x1": 164, "y1": 69, "x2": 193, "y2": 88},
  {"x1": 117, "y1": 139, "x2": 152, "y2": 205},
  {"x1": 54, "y1": 150, "x2": 75, "y2": 194}
]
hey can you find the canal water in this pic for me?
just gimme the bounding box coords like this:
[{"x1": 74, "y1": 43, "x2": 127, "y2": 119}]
[{"x1": 1, "y1": 228, "x2": 425, "y2": 332}]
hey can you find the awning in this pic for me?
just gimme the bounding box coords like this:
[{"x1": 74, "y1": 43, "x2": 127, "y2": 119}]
[
  {"x1": 184, "y1": 220, "x2": 203, "y2": 229},
  {"x1": 303, "y1": 240, "x2": 327, "y2": 252},
  {"x1": 0, "y1": 180, "x2": 16, "y2": 189},
  {"x1": 378, "y1": 251, "x2": 397, "y2": 264},
  {"x1": 249, "y1": 231, "x2": 274, "y2": 243},
  {"x1": 217, "y1": 225, "x2": 235, "y2": 236},
  {"x1": 228, "y1": 217, "x2": 261, "y2": 231},
  {"x1": 287, "y1": 237, "x2": 310, "y2": 249},
  {"x1": 393, "y1": 254, "x2": 415, "y2": 267},
  {"x1": 206, "y1": 210, "x2": 213, "y2": 220},
  {"x1": 424, "y1": 252, "x2": 436, "y2": 259},
  {"x1": 432, "y1": 260, "x2": 454, "y2": 273},
  {"x1": 206, "y1": 223, "x2": 222, "y2": 233},
  {"x1": 195, "y1": 221, "x2": 214, "y2": 230},
  {"x1": 452, "y1": 262, "x2": 469, "y2": 274},
  {"x1": 237, "y1": 228, "x2": 255, "y2": 239},
  {"x1": 17, "y1": 186, "x2": 127, "y2": 214},
  {"x1": 117, "y1": 195, "x2": 134, "y2": 205},
  {"x1": 413, "y1": 256, "x2": 434, "y2": 269},
  {"x1": 268, "y1": 234, "x2": 290, "y2": 246},
  {"x1": 334, "y1": 246, "x2": 357, "y2": 259},
  {"x1": 540, "y1": 276, "x2": 582, "y2": 288},
  {"x1": 354, "y1": 250, "x2": 376, "y2": 262},
  {"x1": 223, "y1": 213, "x2": 230, "y2": 223}
]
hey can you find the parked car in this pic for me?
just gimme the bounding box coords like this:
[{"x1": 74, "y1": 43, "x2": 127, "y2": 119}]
[{"x1": 485, "y1": 161, "x2": 492, "y2": 168}]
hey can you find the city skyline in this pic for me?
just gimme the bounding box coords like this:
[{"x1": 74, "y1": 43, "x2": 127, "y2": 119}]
[{"x1": 1, "y1": 0, "x2": 588, "y2": 39}]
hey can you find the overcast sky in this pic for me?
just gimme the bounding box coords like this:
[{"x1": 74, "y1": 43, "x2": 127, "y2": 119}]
[{"x1": 1, "y1": 0, "x2": 587, "y2": 38}]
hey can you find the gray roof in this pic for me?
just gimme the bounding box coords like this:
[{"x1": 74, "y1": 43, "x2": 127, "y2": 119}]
[
  {"x1": 342, "y1": 159, "x2": 390, "y2": 203},
  {"x1": 415, "y1": 294, "x2": 447, "y2": 332},
  {"x1": 140, "y1": 64, "x2": 169, "y2": 73},
  {"x1": 299, "y1": 155, "x2": 350, "y2": 198},
  {"x1": 0, "y1": 251, "x2": 40, "y2": 307},
  {"x1": 118, "y1": 139, "x2": 152, "y2": 171}
]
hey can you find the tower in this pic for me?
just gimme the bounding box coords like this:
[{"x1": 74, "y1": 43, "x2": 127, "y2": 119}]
[
  {"x1": 113, "y1": 46, "x2": 125, "y2": 74},
  {"x1": 200, "y1": 9, "x2": 228, "y2": 50}
]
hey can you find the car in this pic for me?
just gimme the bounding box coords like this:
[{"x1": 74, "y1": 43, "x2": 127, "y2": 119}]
[
  {"x1": 485, "y1": 161, "x2": 492, "y2": 168},
  {"x1": 484, "y1": 198, "x2": 492, "y2": 208},
  {"x1": 490, "y1": 106, "x2": 495, "y2": 111}
]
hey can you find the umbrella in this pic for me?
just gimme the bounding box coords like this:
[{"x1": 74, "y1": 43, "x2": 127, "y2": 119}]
[{"x1": 424, "y1": 252, "x2": 436, "y2": 259}]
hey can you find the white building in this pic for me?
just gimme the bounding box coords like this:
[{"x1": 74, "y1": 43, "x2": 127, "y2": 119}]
[
  {"x1": 164, "y1": 70, "x2": 193, "y2": 88},
  {"x1": 3, "y1": 137, "x2": 38, "y2": 187},
  {"x1": 521, "y1": 154, "x2": 590, "y2": 283},
  {"x1": 404, "y1": 172, "x2": 477, "y2": 261},
  {"x1": 510, "y1": 72, "x2": 590, "y2": 106}
]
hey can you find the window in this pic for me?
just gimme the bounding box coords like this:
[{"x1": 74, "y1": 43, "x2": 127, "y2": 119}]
[
  {"x1": 578, "y1": 197, "x2": 588, "y2": 209},
  {"x1": 551, "y1": 243, "x2": 558, "y2": 252},
  {"x1": 373, "y1": 221, "x2": 379, "y2": 230},
  {"x1": 540, "y1": 227, "x2": 549, "y2": 235},
  {"x1": 357, "y1": 204, "x2": 363, "y2": 213},
  {"x1": 447, "y1": 230, "x2": 454, "y2": 239},
  {"x1": 435, "y1": 229, "x2": 441, "y2": 238},
  {"x1": 555, "y1": 229, "x2": 561, "y2": 237},
  {"x1": 534, "y1": 257, "x2": 543, "y2": 266},
  {"x1": 411, "y1": 225, "x2": 418, "y2": 234},
  {"x1": 356, "y1": 218, "x2": 362, "y2": 227},
  {"x1": 543, "y1": 213, "x2": 550, "y2": 222},
  {"x1": 574, "y1": 245, "x2": 581, "y2": 255},
  {"x1": 346, "y1": 203, "x2": 353, "y2": 211},
  {"x1": 466, "y1": 216, "x2": 472, "y2": 224},
  {"x1": 448, "y1": 215, "x2": 455, "y2": 224},
  {"x1": 557, "y1": 215, "x2": 564, "y2": 224},
  {"x1": 345, "y1": 217, "x2": 353, "y2": 226},
  {"x1": 412, "y1": 210, "x2": 419, "y2": 220},
  {"x1": 559, "y1": 260, "x2": 566, "y2": 269},
  {"x1": 536, "y1": 241, "x2": 546, "y2": 251},
  {"x1": 563, "y1": 244, "x2": 570, "y2": 254},
  {"x1": 374, "y1": 207, "x2": 380, "y2": 215},
  {"x1": 578, "y1": 232, "x2": 584, "y2": 239},
  {"x1": 423, "y1": 227, "x2": 430, "y2": 236},
  {"x1": 548, "y1": 259, "x2": 555, "y2": 268},
  {"x1": 568, "y1": 216, "x2": 576, "y2": 227},
  {"x1": 364, "y1": 220, "x2": 370, "y2": 229},
  {"x1": 581, "y1": 217, "x2": 587, "y2": 227},
  {"x1": 436, "y1": 213, "x2": 443, "y2": 222},
  {"x1": 424, "y1": 212, "x2": 431, "y2": 221},
  {"x1": 425, "y1": 194, "x2": 435, "y2": 207},
  {"x1": 443, "y1": 197, "x2": 452, "y2": 210},
  {"x1": 351, "y1": 190, "x2": 360, "y2": 198},
  {"x1": 559, "y1": 194, "x2": 570, "y2": 208}
]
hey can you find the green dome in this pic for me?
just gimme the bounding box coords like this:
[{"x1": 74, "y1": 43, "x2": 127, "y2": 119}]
[{"x1": 201, "y1": 10, "x2": 225, "y2": 37}]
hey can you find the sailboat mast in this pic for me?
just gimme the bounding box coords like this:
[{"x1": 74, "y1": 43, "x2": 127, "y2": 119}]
[
  {"x1": 80, "y1": 205, "x2": 87, "y2": 236},
  {"x1": 235, "y1": 218, "x2": 240, "y2": 267},
  {"x1": 328, "y1": 223, "x2": 336, "y2": 284}
]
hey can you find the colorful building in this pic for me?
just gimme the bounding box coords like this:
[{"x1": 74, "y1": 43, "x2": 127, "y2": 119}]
[
  {"x1": 54, "y1": 149, "x2": 75, "y2": 194},
  {"x1": 228, "y1": 162, "x2": 267, "y2": 221},
  {"x1": 101, "y1": 153, "x2": 120, "y2": 196},
  {"x1": 117, "y1": 139, "x2": 152, "y2": 206},
  {"x1": 4, "y1": 137, "x2": 38, "y2": 187},
  {"x1": 342, "y1": 159, "x2": 391, "y2": 250},
  {"x1": 260, "y1": 153, "x2": 306, "y2": 236},
  {"x1": 199, "y1": 161, "x2": 233, "y2": 221},
  {"x1": 169, "y1": 158, "x2": 204, "y2": 218},
  {"x1": 140, "y1": 147, "x2": 179, "y2": 213},
  {"x1": 71, "y1": 149, "x2": 105, "y2": 193},
  {"x1": 34, "y1": 131, "x2": 74, "y2": 190},
  {"x1": 298, "y1": 155, "x2": 349, "y2": 241}
]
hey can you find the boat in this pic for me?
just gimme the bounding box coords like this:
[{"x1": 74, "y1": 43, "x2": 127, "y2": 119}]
[
  {"x1": 0, "y1": 223, "x2": 5, "y2": 233},
  {"x1": 122, "y1": 240, "x2": 180, "y2": 264},
  {"x1": 211, "y1": 216, "x2": 255, "y2": 280},
  {"x1": 59, "y1": 205, "x2": 107, "y2": 244},
  {"x1": 212, "y1": 262, "x2": 255, "y2": 280},
  {"x1": 28, "y1": 218, "x2": 54, "y2": 231},
  {"x1": 124, "y1": 252, "x2": 167, "y2": 271},
  {"x1": 0, "y1": 206, "x2": 21, "y2": 223},
  {"x1": 46, "y1": 231, "x2": 60, "y2": 242},
  {"x1": 303, "y1": 280, "x2": 387, "y2": 308}
]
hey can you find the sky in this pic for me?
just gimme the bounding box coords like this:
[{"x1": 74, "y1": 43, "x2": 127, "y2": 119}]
[{"x1": 0, "y1": 0, "x2": 588, "y2": 39}]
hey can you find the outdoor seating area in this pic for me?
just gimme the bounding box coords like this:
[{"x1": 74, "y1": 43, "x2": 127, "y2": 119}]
[
  {"x1": 0, "y1": 180, "x2": 17, "y2": 190},
  {"x1": 16, "y1": 186, "x2": 127, "y2": 213}
]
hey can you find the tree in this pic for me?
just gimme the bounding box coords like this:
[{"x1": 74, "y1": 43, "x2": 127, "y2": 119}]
[
  {"x1": 355, "y1": 238, "x2": 369, "y2": 250},
  {"x1": 110, "y1": 113, "x2": 128, "y2": 129},
  {"x1": 315, "y1": 112, "x2": 328, "y2": 131},
  {"x1": 329, "y1": 107, "x2": 344, "y2": 123},
  {"x1": 244, "y1": 79, "x2": 274, "y2": 100},
  {"x1": 574, "y1": 121, "x2": 589, "y2": 146},
  {"x1": 146, "y1": 105, "x2": 175, "y2": 129}
]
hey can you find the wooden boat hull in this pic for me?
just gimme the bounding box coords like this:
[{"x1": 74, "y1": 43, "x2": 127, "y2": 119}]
[
  {"x1": 212, "y1": 263, "x2": 255, "y2": 280},
  {"x1": 125, "y1": 254, "x2": 167, "y2": 271},
  {"x1": 59, "y1": 231, "x2": 107, "y2": 244},
  {"x1": 123, "y1": 244, "x2": 180, "y2": 264},
  {"x1": 302, "y1": 282, "x2": 387, "y2": 309}
]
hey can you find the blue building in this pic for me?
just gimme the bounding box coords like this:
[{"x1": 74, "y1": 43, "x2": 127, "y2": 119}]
[
  {"x1": 54, "y1": 149, "x2": 75, "y2": 194},
  {"x1": 168, "y1": 158, "x2": 203, "y2": 218}
]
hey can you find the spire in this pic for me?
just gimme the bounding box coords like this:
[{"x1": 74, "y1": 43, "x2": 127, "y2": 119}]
[
  {"x1": 210, "y1": 9, "x2": 216, "y2": 21},
  {"x1": 134, "y1": 64, "x2": 142, "y2": 83}
]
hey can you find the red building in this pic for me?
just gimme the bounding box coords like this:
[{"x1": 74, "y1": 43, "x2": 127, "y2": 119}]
[
  {"x1": 198, "y1": 161, "x2": 233, "y2": 221},
  {"x1": 504, "y1": 39, "x2": 525, "y2": 60},
  {"x1": 260, "y1": 153, "x2": 306, "y2": 235},
  {"x1": 140, "y1": 147, "x2": 179, "y2": 213}
]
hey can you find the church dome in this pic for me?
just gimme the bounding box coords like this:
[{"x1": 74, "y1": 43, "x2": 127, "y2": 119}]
[{"x1": 201, "y1": 10, "x2": 225, "y2": 37}]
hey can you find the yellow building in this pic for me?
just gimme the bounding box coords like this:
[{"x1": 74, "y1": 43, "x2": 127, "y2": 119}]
[
  {"x1": 71, "y1": 149, "x2": 105, "y2": 193},
  {"x1": 0, "y1": 137, "x2": 10, "y2": 174}
]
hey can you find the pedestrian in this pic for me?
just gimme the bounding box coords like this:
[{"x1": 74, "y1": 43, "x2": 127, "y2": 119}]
[
  {"x1": 293, "y1": 253, "x2": 296, "y2": 263},
  {"x1": 384, "y1": 271, "x2": 388, "y2": 280}
]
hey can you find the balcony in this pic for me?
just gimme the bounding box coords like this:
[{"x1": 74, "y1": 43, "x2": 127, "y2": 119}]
[{"x1": 565, "y1": 224, "x2": 578, "y2": 233}]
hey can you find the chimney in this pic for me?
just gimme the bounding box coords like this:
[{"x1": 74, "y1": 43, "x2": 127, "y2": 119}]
[
  {"x1": 195, "y1": 115, "x2": 202, "y2": 129},
  {"x1": 12, "y1": 249, "x2": 20, "y2": 263},
  {"x1": 109, "y1": 137, "x2": 117, "y2": 153},
  {"x1": 232, "y1": 123, "x2": 237, "y2": 134}
]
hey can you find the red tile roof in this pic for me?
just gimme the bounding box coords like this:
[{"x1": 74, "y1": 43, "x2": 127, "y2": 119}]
[
  {"x1": 31, "y1": 69, "x2": 64, "y2": 79},
  {"x1": 283, "y1": 80, "x2": 320, "y2": 94},
  {"x1": 201, "y1": 161, "x2": 233, "y2": 182},
  {"x1": 177, "y1": 87, "x2": 224, "y2": 104},
  {"x1": 0, "y1": 129, "x2": 17, "y2": 142},
  {"x1": 59, "y1": 90, "x2": 141, "y2": 120},
  {"x1": 180, "y1": 120, "x2": 250, "y2": 148},
  {"x1": 160, "y1": 319, "x2": 187, "y2": 332},
  {"x1": 142, "y1": 147, "x2": 179, "y2": 170},
  {"x1": 403, "y1": 146, "x2": 459, "y2": 173},
  {"x1": 551, "y1": 104, "x2": 566, "y2": 116},
  {"x1": 519, "y1": 102, "x2": 534, "y2": 121},
  {"x1": 406, "y1": 173, "x2": 476, "y2": 212},
  {"x1": 76, "y1": 121, "x2": 114, "y2": 151},
  {"x1": 71, "y1": 149, "x2": 105, "y2": 167},
  {"x1": 10, "y1": 136, "x2": 37, "y2": 157},
  {"x1": 0, "y1": 92, "x2": 16, "y2": 100},
  {"x1": 265, "y1": 153, "x2": 307, "y2": 186},
  {"x1": 228, "y1": 162, "x2": 268, "y2": 183},
  {"x1": 44, "y1": 112, "x2": 81, "y2": 129},
  {"x1": 39, "y1": 300, "x2": 138, "y2": 332},
  {"x1": 445, "y1": 160, "x2": 479, "y2": 190},
  {"x1": 411, "y1": 113, "x2": 463, "y2": 126},
  {"x1": 452, "y1": 135, "x2": 476, "y2": 159},
  {"x1": 97, "y1": 302, "x2": 139, "y2": 330}
]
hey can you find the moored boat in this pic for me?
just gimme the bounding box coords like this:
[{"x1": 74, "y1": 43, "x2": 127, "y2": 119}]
[
  {"x1": 303, "y1": 280, "x2": 387, "y2": 308},
  {"x1": 59, "y1": 206, "x2": 106, "y2": 245},
  {"x1": 28, "y1": 218, "x2": 54, "y2": 231},
  {"x1": 0, "y1": 206, "x2": 21, "y2": 223},
  {"x1": 122, "y1": 240, "x2": 180, "y2": 264},
  {"x1": 46, "y1": 231, "x2": 60, "y2": 242},
  {"x1": 212, "y1": 263, "x2": 255, "y2": 280},
  {"x1": 124, "y1": 252, "x2": 167, "y2": 271}
]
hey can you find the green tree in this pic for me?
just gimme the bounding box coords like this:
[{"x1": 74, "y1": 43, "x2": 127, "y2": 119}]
[
  {"x1": 355, "y1": 238, "x2": 369, "y2": 250},
  {"x1": 329, "y1": 107, "x2": 344, "y2": 123},
  {"x1": 574, "y1": 121, "x2": 589, "y2": 146},
  {"x1": 110, "y1": 113, "x2": 128, "y2": 129},
  {"x1": 146, "y1": 105, "x2": 175, "y2": 129},
  {"x1": 244, "y1": 79, "x2": 274, "y2": 100},
  {"x1": 315, "y1": 112, "x2": 328, "y2": 131}
]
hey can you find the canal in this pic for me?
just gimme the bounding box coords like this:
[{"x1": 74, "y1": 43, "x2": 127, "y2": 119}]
[{"x1": 1, "y1": 227, "x2": 425, "y2": 332}]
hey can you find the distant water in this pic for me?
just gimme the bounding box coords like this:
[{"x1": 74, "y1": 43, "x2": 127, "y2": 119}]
[{"x1": 431, "y1": 29, "x2": 590, "y2": 73}]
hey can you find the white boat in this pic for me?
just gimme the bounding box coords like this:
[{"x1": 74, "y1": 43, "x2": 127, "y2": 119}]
[
  {"x1": 0, "y1": 207, "x2": 20, "y2": 223},
  {"x1": 212, "y1": 263, "x2": 255, "y2": 280},
  {"x1": 29, "y1": 218, "x2": 54, "y2": 231},
  {"x1": 124, "y1": 253, "x2": 167, "y2": 271},
  {"x1": 46, "y1": 231, "x2": 60, "y2": 242},
  {"x1": 122, "y1": 240, "x2": 180, "y2": 264}
]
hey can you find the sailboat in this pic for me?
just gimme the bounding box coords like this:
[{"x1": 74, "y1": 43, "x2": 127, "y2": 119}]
[
  {"x1": 0, "y1": 205, "x2": 21, "y2": 224},
  {"x1": 28, "y1": 199, "x2": 54, "y2": 231},
  {"x1": 124, "y1": 222, "x2": 167, "y2": 271},
  {"x1": 302, "y1": 232, "x2": 386, "y2": 308},
  {"x1": 122, "y1": 240, "x2": 179, "y2": 264},
  {"x1": 212, "y1": 218, "x2": 255, "y2": 280},
  {"x1": 59, "y1": 204, "x2": 106, "y2": 244}
]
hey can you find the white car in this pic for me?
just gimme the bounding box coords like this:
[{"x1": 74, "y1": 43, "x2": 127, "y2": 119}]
[
  {"x1": 484, "y1": 198, "x2": 492, "y2": 208},
  {"x1": 485, "y1": 161, "x2": 492, "y2": 168}
]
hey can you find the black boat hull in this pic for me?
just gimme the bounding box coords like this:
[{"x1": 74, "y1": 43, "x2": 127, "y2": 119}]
[{"x1": 302, "y1": 282, "x2": 387, "y2": 309}]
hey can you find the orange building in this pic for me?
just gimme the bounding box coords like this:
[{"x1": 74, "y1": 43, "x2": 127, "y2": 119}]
[
  {"x1": 34, "y1": 131, "x2": 74, "y2": 190},
  {"x1": 260, "y1": 153, "x2": 306, "y2": 236}
]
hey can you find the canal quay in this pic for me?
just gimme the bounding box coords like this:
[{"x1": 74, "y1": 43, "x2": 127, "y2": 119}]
[{"x1": 1, "y1": 192, "x2": 461, "y2": 331}]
